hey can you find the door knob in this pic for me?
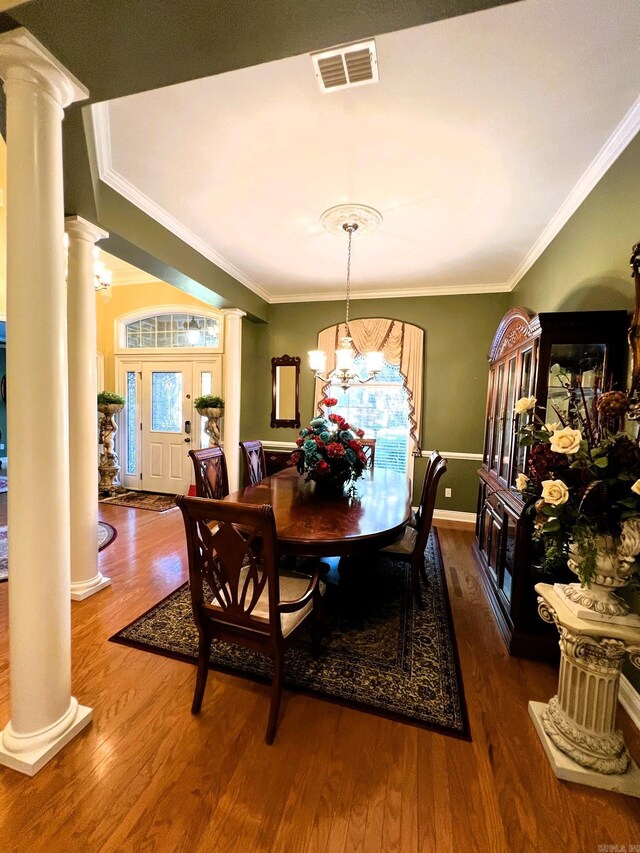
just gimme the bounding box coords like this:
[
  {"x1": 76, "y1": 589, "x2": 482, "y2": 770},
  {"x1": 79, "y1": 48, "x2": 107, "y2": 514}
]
[{"x1": 184, "y1": 438, "x2": 191, "y2": 443}]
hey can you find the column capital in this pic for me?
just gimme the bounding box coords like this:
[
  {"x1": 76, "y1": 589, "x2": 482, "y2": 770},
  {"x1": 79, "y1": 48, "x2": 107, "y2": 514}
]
[
  {"x1": 0, "y1": 28, "x2": 88, "y2": 108},
  {"x1": 65, "y1": 215, "x2": 108, "y2": 245},
  {"x1": 222, "y1": 308, "x2": 247, "y2": 320}
]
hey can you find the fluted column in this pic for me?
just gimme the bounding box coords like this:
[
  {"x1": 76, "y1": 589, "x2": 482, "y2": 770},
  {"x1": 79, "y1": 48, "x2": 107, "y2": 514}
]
[
  {"x1": 0, "y1": 29, "x2": 91, "y2": 776},
  {"x1": 66, "y1": 216, "x2": 111, "y2": 601},
  {"x1": 222, "y1": 308, "x2": 245, "y2": 491},
  {"x1": 529, "y1": 584, "x2": 640, "y2": 798}
]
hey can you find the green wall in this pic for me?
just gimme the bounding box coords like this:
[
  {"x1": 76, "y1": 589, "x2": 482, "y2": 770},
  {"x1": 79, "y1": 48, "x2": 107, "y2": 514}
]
[
  {"x1": 240, "y1": 293, "x2": 510, "y2": 510},
  {"x1": 511, "y1": 131, "x2": 640, "y2": 695}
]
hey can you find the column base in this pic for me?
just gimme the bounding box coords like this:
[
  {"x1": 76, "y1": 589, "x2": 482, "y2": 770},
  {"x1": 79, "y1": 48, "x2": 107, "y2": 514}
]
[
  {"x1": 70, "y1": 573, "x2": 112, "y2": 601},
  {"x1": 0, "y1": 704, "x2": 92, "y2": 777},
  {"x1": 529, "y1": 701, "x2": 640, "y2": 798}
]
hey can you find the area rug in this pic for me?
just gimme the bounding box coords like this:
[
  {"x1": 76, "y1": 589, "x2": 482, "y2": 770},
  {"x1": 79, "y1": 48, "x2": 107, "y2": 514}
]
[
  {"x1": 110, "y1": 532, "x2": 470, "y2": 738},
  {"x1": 99, "y1": 490, "x2": 177, "y2": 512},
  {"x1": 0, "y1": 477, "x2": 7, "y2": 494},
  {"x1": 0, "y1": 521, "x2": 117, "y2": 583}
]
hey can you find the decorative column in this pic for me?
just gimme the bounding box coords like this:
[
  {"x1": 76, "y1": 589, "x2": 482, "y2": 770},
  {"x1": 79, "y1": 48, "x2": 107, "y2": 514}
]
[
  {"x1": 529, "y1": 583, "x2": 640, "y2": 798},
  {"x1": 0, "y1": 29, "x2": 91, "y2": 776},
  {"x1": 222, "y1": 309, "x2": 245, "y2": 491},
  {"x1": 66, "y1": 216, "x2": 111, "y2": 600}
]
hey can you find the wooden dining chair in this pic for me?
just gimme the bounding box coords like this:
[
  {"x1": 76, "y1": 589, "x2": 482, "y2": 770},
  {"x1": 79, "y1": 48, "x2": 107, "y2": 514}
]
[
  {"x1": 357, "y1": 438, "x2": 376, "y2": 469},
  {"x1": 189, "y1": 447, "x2": 229, "y2": 499},
  {"x1": 410, "y1": 450, "x2": 441, "y2": 529},
  {"x1": 239, "y1": 440, "x2": 267, "y2": 486},
  {"x1": 176, "y1": 495, "x2": 325, "y2": 744},
  {"x1": 381, "y1": 456, "x2": 448, "y2": 609}
]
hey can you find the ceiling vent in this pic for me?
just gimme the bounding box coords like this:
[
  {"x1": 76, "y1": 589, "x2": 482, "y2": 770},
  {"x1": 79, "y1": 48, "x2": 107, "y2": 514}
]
[{"x1": 311, "y1": 39, "x2": 379, "y2": 93}]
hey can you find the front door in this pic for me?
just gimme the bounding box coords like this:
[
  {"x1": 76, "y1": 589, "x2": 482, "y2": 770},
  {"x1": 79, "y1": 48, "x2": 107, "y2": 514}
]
[{"x1": 141, "y1": 363, "x2": 193, "y2": 493}]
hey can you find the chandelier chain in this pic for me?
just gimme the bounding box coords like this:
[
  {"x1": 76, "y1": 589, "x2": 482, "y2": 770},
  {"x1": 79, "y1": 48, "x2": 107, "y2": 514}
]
[{"x1": 344, "y1": 223, "x2": 357, "y2": 335}]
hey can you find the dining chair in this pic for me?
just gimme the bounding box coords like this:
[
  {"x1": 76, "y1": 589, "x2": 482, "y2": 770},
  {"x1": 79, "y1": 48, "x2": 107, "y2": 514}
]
[
  {"x1": 410, "y1": 450, "x2": 441, "y2": 528},
  {"x1": 176, "y1": 495, "x2": 325, "y2": 744},
  {"x1": 240, "y1": 440, "x2": 267, "y2": 486},
  {"x1": 381, "y1": 456, "x2": 448, "y2": 609},
  {"x1": 189, "y1": 447, "x2": 229, "y2": 499},
  {"x1": 357, "y1": 438, "x2": 376, "y2": 469}
]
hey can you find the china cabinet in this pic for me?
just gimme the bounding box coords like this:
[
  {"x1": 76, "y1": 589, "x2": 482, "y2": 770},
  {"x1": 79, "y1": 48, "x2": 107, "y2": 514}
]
[{"x1": 473, "y1": 307, "x2": 629, "y2": 660}]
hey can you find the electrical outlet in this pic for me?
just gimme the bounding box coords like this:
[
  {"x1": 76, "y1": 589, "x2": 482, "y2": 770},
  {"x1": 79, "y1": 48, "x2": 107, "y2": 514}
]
[{"x1": 445, "y1": 487, "x2": 452, "y2": 498}]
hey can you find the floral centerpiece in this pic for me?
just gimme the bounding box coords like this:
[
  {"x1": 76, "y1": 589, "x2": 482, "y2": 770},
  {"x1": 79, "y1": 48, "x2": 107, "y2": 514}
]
[
  {"x1": 291, "y1": 397, "x2": 367, "y2": 491},
  {"x1": 515, "y1": 371, "x2": 640, "y2": 618}
]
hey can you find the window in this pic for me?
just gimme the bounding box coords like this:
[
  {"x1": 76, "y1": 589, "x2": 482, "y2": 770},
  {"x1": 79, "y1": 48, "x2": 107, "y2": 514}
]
[
  {"x1": 126, "y1": 370, "x2": 137, "y2": 475},
  {"x1": 125, "y1": 313, "x2": 220, "y2": 349},
  {"x1": 332, "y1": 357, "x2": 410, "y2": 474}
]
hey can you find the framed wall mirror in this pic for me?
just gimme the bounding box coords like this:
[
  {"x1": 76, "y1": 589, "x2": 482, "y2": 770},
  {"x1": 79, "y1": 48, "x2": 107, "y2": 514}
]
[{"x1": 271, "y1": 355, "x2": 301, "y2": 428}]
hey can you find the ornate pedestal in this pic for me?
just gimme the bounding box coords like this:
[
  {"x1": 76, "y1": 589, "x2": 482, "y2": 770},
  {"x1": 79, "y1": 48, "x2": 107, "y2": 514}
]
[
  {"x1": 98, "y1": 403, "x2": 124, "y2": 494},
  {"x1": 197, "y1": 407, "x2": 223, "y2": 447},
  {"x1": 530, "y1": 583, "x2": 640, "y2": 797}
]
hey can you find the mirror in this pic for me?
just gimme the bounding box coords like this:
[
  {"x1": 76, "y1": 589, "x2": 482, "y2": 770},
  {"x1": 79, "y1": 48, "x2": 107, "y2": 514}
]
[{"x1": 271, "y1": 355, "x2": 300, "y2": 428}]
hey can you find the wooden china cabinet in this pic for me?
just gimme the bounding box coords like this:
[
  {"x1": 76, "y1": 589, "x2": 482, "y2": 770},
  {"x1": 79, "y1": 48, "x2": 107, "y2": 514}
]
[{"x1": 473, "y1": 306, "x2": 629, "y2": 660}]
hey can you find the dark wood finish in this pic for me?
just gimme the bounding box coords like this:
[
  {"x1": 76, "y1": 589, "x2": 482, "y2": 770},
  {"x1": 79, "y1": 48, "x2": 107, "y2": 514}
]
[
  {"x1": 265, "y1": 448, "x2": 296, "y2": 476},
  {"x1": 239, "y1": 439, "x2": 267, "y2": 486},
  {"x1": 384, "y1": 456, "x2": 447, "y2": 608},
  {"x1": 627, "y1": 240, "x2": 640, "y2": 418},
  {"x1": 357, "y1": 438, "x2": 376, "y2": 469},
  {"x1": 1, "y1": 491, "x2": 639, "y2": 850},
  {"x1": 176, "y1": 495, "x2": 323, "y2": 744},
  {"x1": 270, "y1": 354, "x2": 301, "y2": 429},
  {"x1": 475, "y1": 307, "x2": 629, "y2": 660},
  {"x1": 188, "y1": 446, "x2": 229, "y2": 499},
  {"x1": 226, "y1": 467, "x2": 412, "y2": 558}
]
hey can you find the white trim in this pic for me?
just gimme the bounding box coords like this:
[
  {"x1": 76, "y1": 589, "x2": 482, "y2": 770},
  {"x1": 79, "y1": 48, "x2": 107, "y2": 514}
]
[
  {"x1": 419, "y1": 449, "x2": 483, "y2": 461},
  {"x1": 507, "y1": 95, "x2": 640, "y2": 291},
  {"x1": 619, "y1": 674, "x2": 640, "y2": 734},
  {"x1": 262, "y1": 440, "x2": 297, "y2": 451},
  {"x1": 91, "y1": 103, "x2": 271, "y2": 304},
  {"x1": 433, "y1": 509, "x2": 476, "y2": 526},
  {"x1": 269, "y1": 282, "x2": 511, "y2": 303}
]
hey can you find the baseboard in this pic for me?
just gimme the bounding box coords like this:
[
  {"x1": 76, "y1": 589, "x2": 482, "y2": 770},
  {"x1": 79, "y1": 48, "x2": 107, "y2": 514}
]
[
  {"x1": 619, "y1": 674, "x2": 640, "y2": 733},
  {"x1": 433, "y1": 509, "x2": 475, "y2": 527}
]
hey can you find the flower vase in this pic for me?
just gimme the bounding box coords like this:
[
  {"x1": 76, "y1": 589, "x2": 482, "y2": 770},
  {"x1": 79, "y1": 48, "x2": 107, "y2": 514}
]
[
  {"x1": 557, "y1": 530, "x2": 640, "y2": 625},
  {"x1": 312, "y1": 476, "x2": 348, "y2": 496}
]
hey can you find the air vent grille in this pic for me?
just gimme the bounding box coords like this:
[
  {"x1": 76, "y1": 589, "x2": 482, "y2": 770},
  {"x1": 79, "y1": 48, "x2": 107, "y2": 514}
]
[{"x1": 311, "y1": 40, "x2": 379, "y2": 93}]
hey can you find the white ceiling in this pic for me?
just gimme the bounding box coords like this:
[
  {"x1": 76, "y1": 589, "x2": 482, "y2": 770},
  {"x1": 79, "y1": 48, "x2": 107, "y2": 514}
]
[{"x1": 94, "y1": 0, "x2": 640, "y2": 303}]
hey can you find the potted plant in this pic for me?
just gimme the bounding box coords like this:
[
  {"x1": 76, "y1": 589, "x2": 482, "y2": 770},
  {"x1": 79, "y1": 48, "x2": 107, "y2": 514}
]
[
  {"x1": 97, "y1": 391, "x2": 125, "y2": 493},
  {"x1": 515, "y1": 374, "x2": 640, "y2": 619},
  {"x1": 195, "y1": 395, "x2": 224, "y2": 447},
  {"x1": 97, "y1": 390, "x2": 125, "y2": 415}
]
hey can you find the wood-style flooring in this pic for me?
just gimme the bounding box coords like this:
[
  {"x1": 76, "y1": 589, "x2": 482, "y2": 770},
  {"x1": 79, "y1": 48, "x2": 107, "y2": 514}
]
[{"x1": 0, "y1": 498, "x2": 638, "y2": 852}]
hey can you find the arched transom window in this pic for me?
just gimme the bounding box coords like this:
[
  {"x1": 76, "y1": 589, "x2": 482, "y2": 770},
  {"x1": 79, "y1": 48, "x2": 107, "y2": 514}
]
[{"x1": 125, "y1": 312, "x2": 220, "y2": 349}]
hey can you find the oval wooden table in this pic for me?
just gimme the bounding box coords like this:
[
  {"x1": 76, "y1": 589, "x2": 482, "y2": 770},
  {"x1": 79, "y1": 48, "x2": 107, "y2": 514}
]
[{"x1": 224, "y1": 466, "x2": 412, "y2": 558}]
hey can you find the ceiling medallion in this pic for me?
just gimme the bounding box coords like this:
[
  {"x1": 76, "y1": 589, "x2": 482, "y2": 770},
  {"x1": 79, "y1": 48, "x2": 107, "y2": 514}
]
[{"x1": 320, "y1": 203, "x2": 383, "y2": 238}]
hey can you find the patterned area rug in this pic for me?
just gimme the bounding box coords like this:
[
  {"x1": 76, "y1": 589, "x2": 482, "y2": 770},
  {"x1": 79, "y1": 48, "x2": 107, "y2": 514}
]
[
  {"x1": 0, "y1": 521, "x2": 117, "y2": 583},
  {"x1": 99, "y1": 490, "x2": 178, "y2": 512},
  {"x1": 110, "y1": 532, "x2": 469, "y2": 738},
  {"x1": 0, "y1": 477, "x2": 6, "y2": 494}
]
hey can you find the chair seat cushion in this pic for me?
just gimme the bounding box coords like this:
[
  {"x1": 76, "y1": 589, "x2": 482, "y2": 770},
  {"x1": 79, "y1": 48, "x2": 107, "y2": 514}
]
[
  {"x1": 212, "y1": 569, "x2": 325, "y2": 638},
  {"x1": 381, "y1": 525, "x2": 417, "y2": 556}
]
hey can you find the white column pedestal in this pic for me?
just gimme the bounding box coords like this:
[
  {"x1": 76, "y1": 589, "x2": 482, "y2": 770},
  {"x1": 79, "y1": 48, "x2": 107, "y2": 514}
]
[
  {"x1": 66, "y1": 216, "x2": 111, "y2": 601},
  {"x1": 532, "y1": 584, "x2": 640, "y2": 798},
  {"x1": 223, "y1": 309, "x2": 245, "y2": 492},
  {"x1": 0, "y1": 28, "x2": 91, "y2": 776}
]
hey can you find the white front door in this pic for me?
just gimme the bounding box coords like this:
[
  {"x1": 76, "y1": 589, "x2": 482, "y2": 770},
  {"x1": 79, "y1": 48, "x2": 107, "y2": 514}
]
[{"x1": 141, "y1": 363, "x2": 193, "y2": 493}]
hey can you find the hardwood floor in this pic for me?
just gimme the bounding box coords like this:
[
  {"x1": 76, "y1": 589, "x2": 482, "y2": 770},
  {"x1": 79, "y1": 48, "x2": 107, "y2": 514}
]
[{"x1": 0, "y1": 498, "x2": 638, "y2": 852}]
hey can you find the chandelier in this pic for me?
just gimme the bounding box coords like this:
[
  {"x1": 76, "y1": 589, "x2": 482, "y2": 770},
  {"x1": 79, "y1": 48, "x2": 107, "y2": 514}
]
[
  {"x1": 308, "y1": 204, "x2": 384, "y2": 391},
  {"x1": 63, "y1": 234, "x2": 113, "y2": 291}
]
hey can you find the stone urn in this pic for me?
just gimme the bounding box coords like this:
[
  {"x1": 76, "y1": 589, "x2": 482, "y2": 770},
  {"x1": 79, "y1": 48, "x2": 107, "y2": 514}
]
[
  {"x1": 197, "y1": 406, "x2": 224, "y2": 447},
  {"x1": 98, "y1": 402, "x2": 124, "y2": 494},
  {"x1": 559, "y1": 522, "x2": 640, "y2": 624}
]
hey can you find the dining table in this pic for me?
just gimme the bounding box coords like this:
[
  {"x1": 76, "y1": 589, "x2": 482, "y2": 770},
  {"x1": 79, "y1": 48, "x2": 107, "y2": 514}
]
[{"x1": 224, "y1": 466, "x2": 412, "y2": 559}]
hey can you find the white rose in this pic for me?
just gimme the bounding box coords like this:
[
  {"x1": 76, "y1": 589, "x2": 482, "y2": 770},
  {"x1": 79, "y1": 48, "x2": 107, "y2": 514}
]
[
  {"x1": 540, "y1": 479, "x2": 569, "y2": 506},
  {"x1": 549, "y1": 427, "x2": 582, "y2": 455},
  {"x1": 631, "y1": 480, "x2": 640, "y2": 497},
  {"x1": 514, "y1": 396, "x2": 536, "y2": 415},
  {"x1": 515, "y1": 473, "x2": 529, "y2": 492}
]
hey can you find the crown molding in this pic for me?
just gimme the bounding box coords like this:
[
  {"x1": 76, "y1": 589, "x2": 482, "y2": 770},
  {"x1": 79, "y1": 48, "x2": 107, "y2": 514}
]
[
  {"x1": 507, "y1": 94, "x2": 640, "y2": 291},
  {"x1": 90, "y1": 103, "x2": 271, "y2": 304},
  {"x1": 268, "y1": 281, "x2": 511, "y2": 303}
]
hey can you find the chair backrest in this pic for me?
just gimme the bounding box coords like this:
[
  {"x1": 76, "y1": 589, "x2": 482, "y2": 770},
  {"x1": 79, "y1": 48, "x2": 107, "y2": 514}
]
[
  {"x1": 357, "y1": 438, "x2": 376, "y2": 469},
  {"x1": 415, "y1": 456, "x2": 448, "y2": 554},
  {"x1": 239, "y1": 440, "x2": 267, "y2": 486},
  {"x1": 189, "y1": 447, "x2": 229, "y2": 499},
  {"x1": 176, "y1": 495, "x2": 281, "y2": 636},
  {"x1": 415, "y1": 450, "x2": 441, "y2": 527}
]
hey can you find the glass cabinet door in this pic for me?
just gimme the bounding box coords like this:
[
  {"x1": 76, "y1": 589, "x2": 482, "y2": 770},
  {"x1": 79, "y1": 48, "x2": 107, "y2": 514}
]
[
  {"x1": 545, "y1": 342, "x2": 606, "y2": 427},
  {"x1": 491, "y1": 363, "x2": 505, "y2": 473},
  {"x1": 501, "y1": 357, "x2": 517, "y2": 481},
  {"x1": 514, "y1": 347, "x2": 534, "y2": 483}
]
